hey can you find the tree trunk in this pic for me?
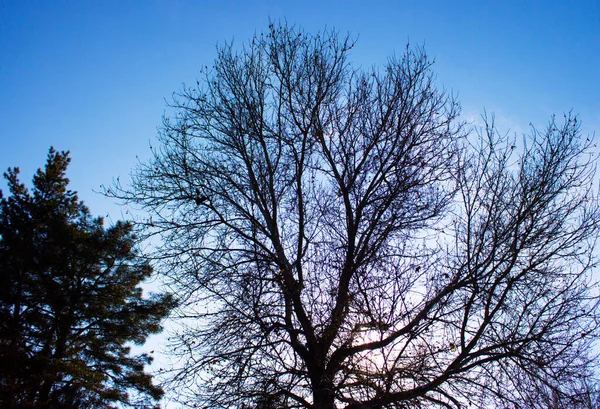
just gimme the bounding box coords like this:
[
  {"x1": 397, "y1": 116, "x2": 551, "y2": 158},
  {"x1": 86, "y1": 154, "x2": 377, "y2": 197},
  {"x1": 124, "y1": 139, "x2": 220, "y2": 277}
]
[{"x1": 313, "y1": 385, "x2": 336, "y2": 409}]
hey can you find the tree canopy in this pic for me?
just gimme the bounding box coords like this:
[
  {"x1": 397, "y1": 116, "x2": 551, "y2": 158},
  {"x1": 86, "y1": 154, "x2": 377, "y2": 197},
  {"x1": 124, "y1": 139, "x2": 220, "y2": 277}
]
[
  {"x1": 114, "y1": 24, "x2": 600, "y2": 409},
  {"x1": 0, "y1": 148, "x2": 175, "y2": 408}
]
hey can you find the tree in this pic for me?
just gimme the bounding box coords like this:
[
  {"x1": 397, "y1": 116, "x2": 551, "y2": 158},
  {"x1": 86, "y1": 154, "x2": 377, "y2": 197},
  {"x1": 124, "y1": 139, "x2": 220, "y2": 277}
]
[
  {"x1": 114, "y1": 24, "x2": 600, "y2": 409},
  {"x1": 0, "y1": 148, "x2": 175, "y2": 408}
]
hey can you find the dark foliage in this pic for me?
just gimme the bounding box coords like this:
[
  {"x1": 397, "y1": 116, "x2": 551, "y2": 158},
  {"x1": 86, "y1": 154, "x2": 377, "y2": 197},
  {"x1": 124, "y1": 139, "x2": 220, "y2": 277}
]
[
  {"x1": 0, "y1": 148, "x2": 175, "y2": 408},
  {"x1": 113, "y1": 24, "x2": 600, "y2": 409}
]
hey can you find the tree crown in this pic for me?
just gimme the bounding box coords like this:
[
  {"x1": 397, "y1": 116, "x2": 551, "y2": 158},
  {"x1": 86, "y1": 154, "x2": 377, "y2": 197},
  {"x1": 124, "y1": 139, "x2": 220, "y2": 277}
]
[
  {"x1": 0, "y1": 148, "x2": 175, "y2": 408},
  {"x1": 112, "y1": 24, "x2": 600, "y2": 409}
]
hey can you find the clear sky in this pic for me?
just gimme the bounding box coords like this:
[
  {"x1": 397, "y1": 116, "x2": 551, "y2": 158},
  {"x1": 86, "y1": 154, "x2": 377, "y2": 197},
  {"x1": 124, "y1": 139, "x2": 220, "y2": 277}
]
[
  {"x1": 1, "y1": 1, "x2": 599, "y2": 406},
  {"x1": 1, "y1": 0, "x2": 599, "y2": 218}
]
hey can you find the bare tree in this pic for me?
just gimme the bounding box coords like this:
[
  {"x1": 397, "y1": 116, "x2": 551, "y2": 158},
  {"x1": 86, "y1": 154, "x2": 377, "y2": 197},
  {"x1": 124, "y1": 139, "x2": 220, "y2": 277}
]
[{"x1": 111, "y1": 24, "x2": 600, "y2": 409}]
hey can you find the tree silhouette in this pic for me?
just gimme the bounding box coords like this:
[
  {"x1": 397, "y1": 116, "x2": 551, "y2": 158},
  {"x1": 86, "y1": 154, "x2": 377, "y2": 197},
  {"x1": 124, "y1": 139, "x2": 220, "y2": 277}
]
[
  {"x1": 114, "y1": 24, "x2": 600, "y2": 409},
  {"x1": 0, "y1": 148, "x2": 175, "y2": 408}
]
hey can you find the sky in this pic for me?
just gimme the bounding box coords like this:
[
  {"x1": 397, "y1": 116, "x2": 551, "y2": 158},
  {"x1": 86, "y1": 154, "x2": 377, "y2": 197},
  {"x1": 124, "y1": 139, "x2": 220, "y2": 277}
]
[
  {"x1": 1, "y1": 0, "x2": 599, "y2": 220},
  {"x1": 1, "y1": 0, "x2": 599, "y2": 405}
]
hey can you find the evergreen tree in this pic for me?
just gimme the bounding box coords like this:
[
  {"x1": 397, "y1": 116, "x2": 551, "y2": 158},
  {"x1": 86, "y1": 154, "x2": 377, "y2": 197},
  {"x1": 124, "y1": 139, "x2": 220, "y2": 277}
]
[{"x1": 0, "y1": 148, "x2": 175, "y2": 408}]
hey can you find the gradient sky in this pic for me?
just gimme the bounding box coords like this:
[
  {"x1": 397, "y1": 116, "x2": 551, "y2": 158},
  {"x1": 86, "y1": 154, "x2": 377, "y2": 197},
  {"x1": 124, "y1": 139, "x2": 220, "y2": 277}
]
[
  {"x1": 1, "y1": 0, "x2": 599, "y2": 218},
  {"x1": 1, "y1": 1, "x2": 599, "y2": 406}
]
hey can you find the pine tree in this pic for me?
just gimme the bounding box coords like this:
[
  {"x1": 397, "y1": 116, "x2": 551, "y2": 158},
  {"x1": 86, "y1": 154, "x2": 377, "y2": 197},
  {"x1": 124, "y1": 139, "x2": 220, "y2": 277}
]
[{"x1": 0, "y1": 148, "x2": 175, "y2": 408}]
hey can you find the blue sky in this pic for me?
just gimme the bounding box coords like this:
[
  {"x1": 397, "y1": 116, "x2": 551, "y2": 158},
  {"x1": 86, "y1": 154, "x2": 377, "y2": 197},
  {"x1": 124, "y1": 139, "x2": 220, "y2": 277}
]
[{"x1": 1, "y1": 1, "x2": 599, "y2": 219}]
